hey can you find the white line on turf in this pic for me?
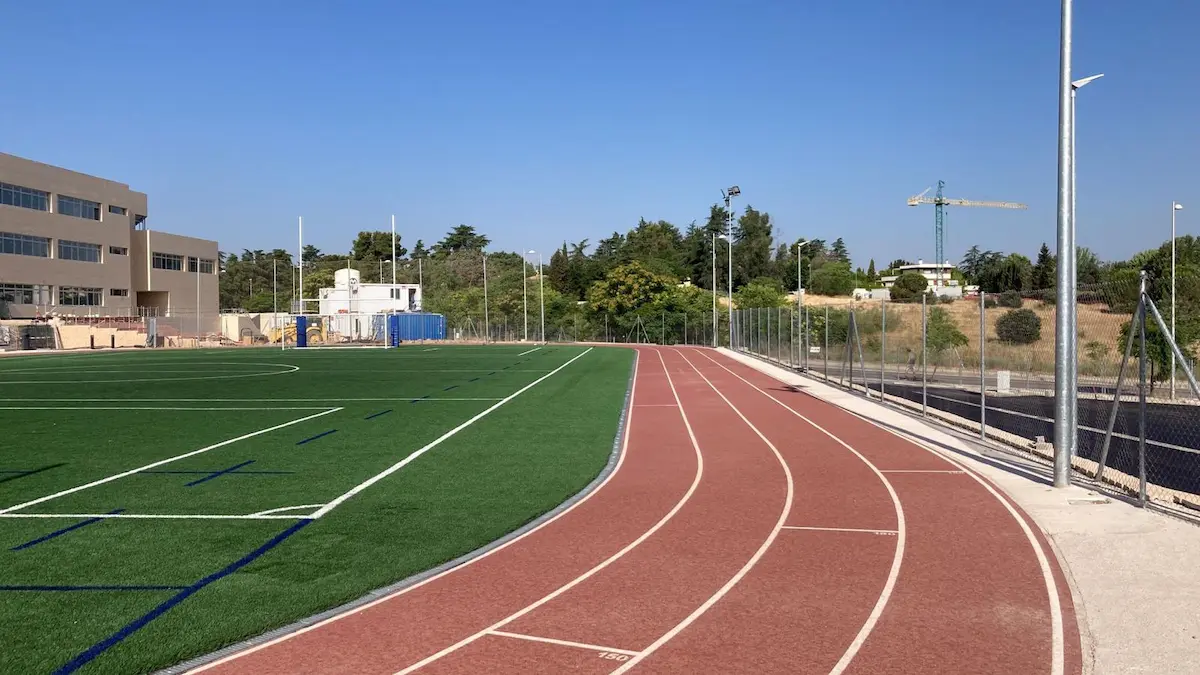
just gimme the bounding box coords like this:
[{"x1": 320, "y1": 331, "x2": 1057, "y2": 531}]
[
  {"x1": 0, "y1": 512, "x2": 311, "y2": 520},
  {"x1": 487, "y1": 630, "x2": 640, "y2": 656},
  {"x1": 311, "y1": 349, "x2": 594, "y2": 519},
  {"x1": 694, "y1": 350, "x2": 907, "y2": 675},
  {"x1": 0, "y1": 408, "x2": 342, "y2": 515},
  {"x1": 517, "y1": 347, "x2": 542, "y2": 356},
  {"x1": 607, "y1": 348, "x2": 796, "y2": 674},
  {"x1": 0, "y1": 406, "x2": 337, "y2": 411},
  {"x1": 2, "y1": 398, "x2": 504, "y2": 403},
  {"x1": 423, "y1": 348, "x2": 439, "y2": 352},
  {"x1": 390, "y1": 348, "x2": 704, "y2": 675},
  {"x1": 249, "y1": 504, "x2": 327, "y2": 517},
  {"x1": 186, "y1": 351, "x2": 641, "y2": 673}
]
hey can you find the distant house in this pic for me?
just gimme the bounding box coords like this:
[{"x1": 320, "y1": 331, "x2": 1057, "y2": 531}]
[{"x1": 879, "y1": 260, "x2": 963, "y2": 298}]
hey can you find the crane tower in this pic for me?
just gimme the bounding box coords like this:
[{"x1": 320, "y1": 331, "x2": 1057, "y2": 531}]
[{"x1": 907, "y1": 180, "x2": 1028, "y2": 285}]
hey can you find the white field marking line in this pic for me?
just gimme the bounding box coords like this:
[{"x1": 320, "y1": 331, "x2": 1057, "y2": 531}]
[
  {"x1": 694, "y1": 350, "x2": 906, "y2": 675},
  {"x1": 422, "y1": 348, "x2": 439, "y2": 352},
  {"x1": 608, "y1": 349, "x2": 795, "y2": 674},
  {"x1": 7, "y1": 393, "x2": 504, "y2": 398},
  {"x1": 844, "y1": 411, "x2": 1066, "y2": 675},
  {"x1": 311, "y1": 348, "x2": 594, "y2": 519},
  {"x1": 0, "y1": 363, "x2": 300, "y2": 386},
  {"x1": 880, "y1": 469, "x2": 965, "y2": 474},
  {"x1": 486, "y1": 630, "x2": 640, "y2": 656},
  {"x1": 187, "y1": 350, "x2": 642, "y2": 674},
  {"x1": 0, "y1": 406, "x2": 337, "y2": 411},
  {"x1": 517, "y1": 346, "x2": 542, "y2": 356},
  {"x1": 783, "y1": 526, "x2": 899, "y2": 535},
  {"x1": 249, "y1": 504, "x2": 327, "y2": 517},
  {"x1": 0, "y1": 408, "x2": 342, "y2": 515},
  {"x1": 921, "y1": 392, "x2": 1200, "y2": 455},
  {"x1": 0, "y1": 512, "x2": 311, "y2": 520},
  {"x1": 391, "y1": 348, "x2": 705, "y2": 675}
]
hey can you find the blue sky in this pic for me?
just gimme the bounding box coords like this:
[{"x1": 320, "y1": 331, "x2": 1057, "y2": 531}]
[{"x1": 1, "y1": 0, "x2": 1196, "y2": 269}]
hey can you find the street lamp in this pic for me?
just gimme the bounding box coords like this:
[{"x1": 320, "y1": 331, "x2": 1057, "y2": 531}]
[
  {"x1": 528, "y1": 250, "x2": 544, "y2": 344},
  {"x1": 722, "y1": 186, "x2": 740, "y2": 348},
  {"x1": 1172, "y1": 201, "x2": 1185, "y2": 399},
  {"x1": 712, "y1": 232, "x2": 728, "y2": 346},
  {"x1": 1068, "y1": 72, "x2": 1103, "y2": 456}
]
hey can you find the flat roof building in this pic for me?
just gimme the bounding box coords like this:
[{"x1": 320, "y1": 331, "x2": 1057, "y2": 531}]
[{"x1": 0, "y1": 152, "x2": 218, "y2": 321}]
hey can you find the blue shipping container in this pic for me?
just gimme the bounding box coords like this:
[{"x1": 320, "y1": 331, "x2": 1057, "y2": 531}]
[{"x1": 387, "y1": 313, "x2": 446, "y2": 345}]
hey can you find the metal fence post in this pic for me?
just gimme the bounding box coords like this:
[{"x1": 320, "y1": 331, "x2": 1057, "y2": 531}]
[
  {"x1": 880, "y1": 299, "x2": 887, "y2": 403},
  {"x1": 824, "y1": 306, "x2": 830, "y2": 381},
  {"x1": 921, "y1": 293, "x2": 928, "y2": 416},
  {"x1": 1138, "y1": 280, "x2": 1149, "y2": 506},
  {"x1": 980, "y1": 291, "x2": 987, "y2": 440}
]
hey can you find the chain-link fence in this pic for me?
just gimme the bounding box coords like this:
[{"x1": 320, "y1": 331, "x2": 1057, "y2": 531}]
[{"x1": 732, "y1": 276, "x2": 1200, "y2": 511}]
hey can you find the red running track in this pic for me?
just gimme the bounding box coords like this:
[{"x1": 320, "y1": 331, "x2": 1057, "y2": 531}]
[{"x1": 191, "y1": 346, "x2": 1081, "y2": 675}]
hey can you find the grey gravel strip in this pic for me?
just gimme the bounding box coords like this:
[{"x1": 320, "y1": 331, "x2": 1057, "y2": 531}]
[{"x1": 157, "y1": 348, "x2": 638, "y2": 675}]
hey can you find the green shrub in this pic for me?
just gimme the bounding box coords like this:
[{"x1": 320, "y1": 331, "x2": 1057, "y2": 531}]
[
  {"x1": 889, "y1": 272, "x2": 929, "y2": 303},
  {"x1": 998, "y1": 290, "x2": 1023, "y2": 308},
  {"x1": 995, "y1": 308, "x2": 1042, "y2": 345}
]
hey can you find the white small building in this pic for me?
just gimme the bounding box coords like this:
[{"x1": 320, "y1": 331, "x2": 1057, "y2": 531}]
[
  {"x1": 316, "y1": 268, "x2": 423, "y2": 339},
  {"x1": 879, "y1": 260, "x2": 962, "y2": 298}
]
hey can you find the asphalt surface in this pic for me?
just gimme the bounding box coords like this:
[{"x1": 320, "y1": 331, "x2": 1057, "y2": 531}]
[{"x1": 864, "y1": 381, "x2": 1200, "y2": 496}]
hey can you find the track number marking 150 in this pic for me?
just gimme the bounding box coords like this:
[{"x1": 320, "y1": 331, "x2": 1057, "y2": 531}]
[{"x1": 599, "y1": 652, "x2": 630, "y2": 661}]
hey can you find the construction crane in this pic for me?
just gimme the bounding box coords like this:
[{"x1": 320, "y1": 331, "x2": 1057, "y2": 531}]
[{"x1": 907, "y1": 180, "x2": 1028, "y2": 286}]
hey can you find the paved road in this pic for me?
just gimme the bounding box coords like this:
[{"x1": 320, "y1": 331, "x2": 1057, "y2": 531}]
[{"x1": 864, "y1": 382, "x2": 1200, "y2": 496}]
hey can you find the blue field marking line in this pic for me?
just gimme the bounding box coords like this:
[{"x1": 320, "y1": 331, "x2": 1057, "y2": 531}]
[
  {"x1": 183, "y1": 460, "x2": 256, "y2": 487},
  {"x1": 10, "y1": 509, "x2": 125, "y2": 551},
  {"x1": 53, "y1": 520, "x2": 312, "y2": 675},
  {"x1": 364, "y1": 409, "x2": 392, "y2": 420},
  {"x1": 296, "y1": 429, "x2": 337, "y2": 445},
  {"x1": 0, "y1": 585, "x2": 188, "y2": 592}
]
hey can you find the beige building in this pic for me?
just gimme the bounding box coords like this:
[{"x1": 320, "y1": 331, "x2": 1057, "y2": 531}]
[{"x1": 0, "y1": 152, "x2": 218, "y2": 319}]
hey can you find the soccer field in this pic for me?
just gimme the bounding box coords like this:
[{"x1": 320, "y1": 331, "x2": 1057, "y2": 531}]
[{"x1": 0, "y1": 344, "x2": 633, "y2": 674}]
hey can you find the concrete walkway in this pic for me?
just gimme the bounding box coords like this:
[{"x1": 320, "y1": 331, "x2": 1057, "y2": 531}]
[{"x1": 721, "y1": 348, "x2": 1200, "y2": 675}]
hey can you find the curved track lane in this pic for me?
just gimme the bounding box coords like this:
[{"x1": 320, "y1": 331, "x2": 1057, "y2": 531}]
[{"x1": 191, "y1": 346, "x2": 1080, "y2": 675}]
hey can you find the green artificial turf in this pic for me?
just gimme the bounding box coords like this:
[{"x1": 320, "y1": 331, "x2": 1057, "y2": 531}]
[{"x1": 0, "y1": 344, "x2": 633, "y2": 674}]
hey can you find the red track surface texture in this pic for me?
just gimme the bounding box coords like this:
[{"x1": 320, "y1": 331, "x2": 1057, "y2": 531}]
[{"x1": 193, "y1": 347, "x2": 1081, "y2": 675}]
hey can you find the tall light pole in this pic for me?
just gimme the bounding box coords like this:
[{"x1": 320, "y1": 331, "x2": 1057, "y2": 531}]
[
  {"x1": 1052, "y1": 0, "x2": 1074, "y2": 488},
  {"x1": 528, "y1": 250, "x2": 544, "y2": 343},
  {"x1": 1068, "y1": 72, "x2": 1103, "y2": 456},
  {"x1": 482, "y1": 252, "x2": 489, "y2": 344},
  {"x1": 522, "y1": 253, "x2": 529, "y2": 342},
  {"x1": 723, "y1": 186, "x2": 740, "y2": 348},
  {"x1": 712, "y1": 232, "x2": 728, "y2": 346},
  {"x1": 1172, "y1": 201, "x2": 1185, "y2": 399}
]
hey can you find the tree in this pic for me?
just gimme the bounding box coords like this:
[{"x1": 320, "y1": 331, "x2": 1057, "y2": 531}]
[
  {"x1": 732, "y1": 206, "x2": 774, "y2": 288},
  {"x1": 830, "y1": 238, "x2": 850, "y2": 263},
  {"x1": 586, "y1": 262, "x2": 673, "y2": 316},
  {"x1": 411, "y1": 240, "x2": 429, "y2": 259},
  {"x1": 926, "y1": 307, "x2": 969, "y2": 370},
  {"x1": 352, "y1": 231, "x2": 407, "y2": 261},
  {"x1": 890, "y1": 271, "x2": 929, "y2": 303},
  {"x1": 977, "y1": 253, "x2": 1033, "y2": 293},
  {"x1": 734, "y1": 278, "x2": 787, "y2": 309},
  {"x1": 998, "y1": 290, "x2": 1023, "y2": 308},
  {"x1": 808, "y1": 261, "x2": 855, "y2": 296},
  {"x1": 885, "y1": 259, "x2": 913, "y2": 274},
  {"x1": 867, "y1": 259, "x2": 877, "y2": 279},
  {"x1": 434, "y1": 225, "x2": 489, "y2": 255},
  {"x1": 624, "y1": 219, "x2": 686, "y2": 279},
  {"x1": 1032, "y1": 243, "x2": 1055, "y2": 290},
  {"x1": 548, "y1": 243, "x2": 571, "y2": 295},
  {"x1": 995, "y1": 308, "x2": 1042, "y2": 344}
]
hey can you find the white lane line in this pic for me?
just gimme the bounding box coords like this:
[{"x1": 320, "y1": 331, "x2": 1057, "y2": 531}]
[
  {"x1": 249, "y1": 504, "x2": 327, "y2": 517},
  {"x1": 634, "y1": 404, "x2": 680, "y2": 407},
  {"x1": 392, "y1": 347, "x2": 704, "y2": 675},
  {"x1": 311, "y1": 348, "x2": 593, "y2": 519},
  {"x1": 0, "y1": 408, "x2": 343, "y2": 515},
  {"x1": 844, "y1": 411, "x2": 1066, "y2": 675},
  {"x1": 423, "y1": 348, "x2": 439, "y2": 352},
  {"x1": 188, "y1": 349, "x2": 639, "y2": 674},
  {"x1": 880, "y1": 470, "x2": 965, "y2": 474},
  {"x1": 0, "y1": 406, "x2": 336, "y2": 411},
  {"x1": 518, "y1": 347, "x2": 543, "y2": 356},
  {"x1": 783, "y1": 526, "x2": 898, "y2": 535},
  {"x1": 0, "y1": 398, "x2": 505, "y2": 402},
  {"x1": 0, "y1": 513, "x2": 311, "y2": 520},
  {"x1": 608, "y1": 348, "x2": 795, "y2": 673},
  {"x1": 486, "y1": 630, "x2": 640, "y2": 656},
  {"x1": 694, "y1": 350, "x2": 906, "y2": 675}
]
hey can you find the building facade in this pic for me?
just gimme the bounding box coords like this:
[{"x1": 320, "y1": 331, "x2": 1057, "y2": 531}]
[
  {"x1": 879, "y1": 260, "x2": 964, "y2": 298},
  {"x1": 0, "y1": 152, "x2": 218, "y2": 319}
]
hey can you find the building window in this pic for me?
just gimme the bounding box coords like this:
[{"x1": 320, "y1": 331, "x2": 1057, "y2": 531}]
[
  {"x1": 187, "y1": 257, "x2": 217, "y2": 274},
  {"x1": 152, "y1": 252, "x2": 183, "y2": 271},
  {"x1": 59, "y1": 286, "x2": 102, "y2": 306},
  {"x1": 57, "y1": 195, "x2": 101, "y2": 220},
  {"x1": 0, "y1": 283, "x2": 52, "y2": 305},
  {"x1": 0, "y1": 232, "x2": 50, "y2": 257},
  {"x1": 109, "y1": 245, "x2": 128, "y2": 256},
  {"x1": 57, "y1": 239, "x2": 102, "y2": 263},
  {"x1": 110, "y1": 288, "x2": 129, "y2": 297},
  {"x1": 0, "y1": 182, "x2": 50, "y2": 211},
  {"x1": 108, "y1": 205, "x2": 127, "y2": 215}
]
